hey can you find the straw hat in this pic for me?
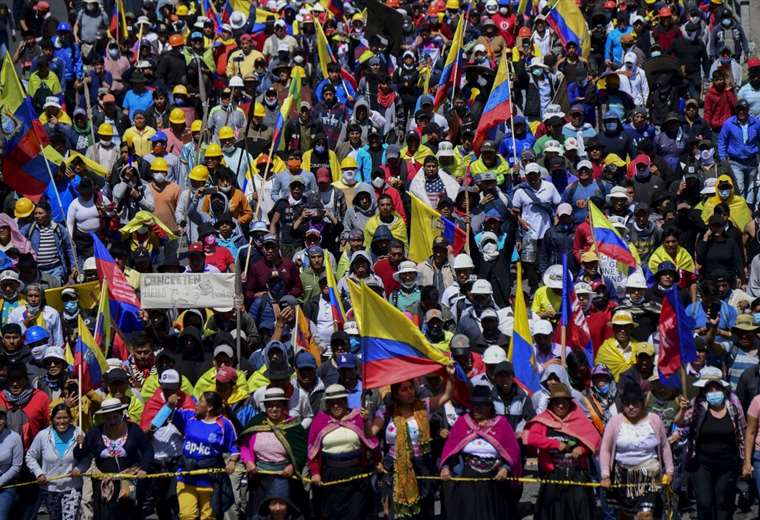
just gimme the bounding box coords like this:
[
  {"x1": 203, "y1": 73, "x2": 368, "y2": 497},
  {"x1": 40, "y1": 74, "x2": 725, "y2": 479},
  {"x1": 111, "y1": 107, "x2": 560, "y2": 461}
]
[{"x1": 94, "y1": 397, "x2": 128, "y2": 415}]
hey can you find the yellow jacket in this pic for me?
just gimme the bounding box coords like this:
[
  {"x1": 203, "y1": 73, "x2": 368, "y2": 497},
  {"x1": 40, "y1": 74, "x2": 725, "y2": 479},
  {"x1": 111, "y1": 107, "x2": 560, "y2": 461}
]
[
  {"x1": 123, "y1": 126, "x2": 157, "y2": 157},
  {"x1": 364, "y1": 213, "x2": 408, "y2": 249},
  {"x1": 303, "y1": 149, "x2": 341, "y2": 182},
  {"x1": 531, "y1": 286, "x2": 562, "y2": 317},
  {"x1": 595, "y1": 339, "x2": 650, "y2": 381},
  {"x1": 193, "y1": 366, "x2": 249, "y2": 398}
]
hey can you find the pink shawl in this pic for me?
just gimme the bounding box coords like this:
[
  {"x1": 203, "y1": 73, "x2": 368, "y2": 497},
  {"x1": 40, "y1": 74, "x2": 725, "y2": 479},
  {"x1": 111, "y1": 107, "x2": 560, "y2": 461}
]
[
  {"x1": 306, "y1": 409, "x2": 378, "y2": 461},
  {"x1": 439, "y1": 414, "x2": 522, "y2": 476},
  {"x1": 0, "y1": 214, "x2": 34, "y2": 257},
  {"x1": 527, "y1": 405, "x2": 602, "y2": 453}
]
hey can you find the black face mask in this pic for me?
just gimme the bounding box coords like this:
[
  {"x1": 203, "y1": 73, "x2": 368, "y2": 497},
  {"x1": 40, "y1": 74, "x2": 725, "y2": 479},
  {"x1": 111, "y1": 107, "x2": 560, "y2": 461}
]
[
  {"x1": 592, "y1": 295, "x2": 608, "y2": 310},
  {"x1": 427, "y1": 324, "x2": 444, "y2": 342}
]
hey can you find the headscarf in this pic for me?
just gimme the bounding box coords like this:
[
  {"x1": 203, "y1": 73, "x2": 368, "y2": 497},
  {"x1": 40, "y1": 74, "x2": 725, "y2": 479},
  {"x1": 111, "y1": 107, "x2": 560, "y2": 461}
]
[
  {"x1": 0, "y1": 214, "x2": 34, "y2": 257},
  {"x1": 701, "y1": 174, "x2": 752, "y2": 231}
]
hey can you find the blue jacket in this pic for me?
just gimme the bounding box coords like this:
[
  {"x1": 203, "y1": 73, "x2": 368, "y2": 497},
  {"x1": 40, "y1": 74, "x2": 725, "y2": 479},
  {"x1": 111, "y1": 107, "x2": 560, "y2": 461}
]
[
  {"x1": 20, "y1": 221, "x2": 76, "y2": 277},
  {"x1": 315, "y1": 78, "x2": 356, "y2": 107},
  {"x1": 604, "y1": 26, "x2": 633, "y2": 64},
  {"x1": 356, "y1": 144, "x2": 387, "y2": 183},
  {"x1": 717, "y1": 115, "x2": 760, "y2": 161},
  {"x1": 52, "y1": 41, "x2": 83, "y2": 82}
]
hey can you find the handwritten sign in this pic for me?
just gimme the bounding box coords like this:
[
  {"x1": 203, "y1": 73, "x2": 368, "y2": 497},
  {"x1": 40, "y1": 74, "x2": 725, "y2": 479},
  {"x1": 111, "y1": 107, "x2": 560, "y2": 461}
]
[{"x1": 139, "y1": 273, "x2": 236, "y2": 309}]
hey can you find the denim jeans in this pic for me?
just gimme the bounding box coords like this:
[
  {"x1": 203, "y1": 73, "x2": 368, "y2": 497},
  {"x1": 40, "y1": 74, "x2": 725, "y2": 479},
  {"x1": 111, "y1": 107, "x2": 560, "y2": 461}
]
[
  {"x1": 0, "y1": 488, "x2": 16, "y2": 518},
  {"x1": 729, "y1": 160, "x2": 760, "y2": 205},
  {"x1": 40, "y1": 264, "x2": 67, "y2": 286}
]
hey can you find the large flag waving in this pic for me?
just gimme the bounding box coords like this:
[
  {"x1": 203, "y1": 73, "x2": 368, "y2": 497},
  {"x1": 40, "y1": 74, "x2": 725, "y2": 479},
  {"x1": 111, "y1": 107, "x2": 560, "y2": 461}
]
[
  {"x1": 94, "y1": 279, "x2": 112, "y2": 357},
  {"x1": 510, "y1": 262, "x2": 542, "y2": 394},
  {"x1": 588, "y1": 201, "x2": 638, "y2": 269},
  {"x1": 294, "y1": 305, "x2": 322, "y2": 366},
  {"x1": 658, "y1": 286, "x2": 697, "y2": 388},
  {"x1": 324, "y1": 258, "x2": 345, "y2": 328},
  {"x1": 409, "y1": 194, "x2": 467, "y2": 263},
  {"x1": 74, "y1": 316, "x2": 109, "y2": 393},
  {"x1": 0, "y1": 54, "x2": 62, "y2": 199},
  {"x1": 473, "y1": 52, "x2": 512, "y2": 152},
  {"x1": 314, "y1": 19, "x2": 357, "y2": 90},
  {"x1": 546, "y1": 0, "x2": 591, "y2": 59},
  {"x1": 555, "y1": 253, "x2": 594, "y2": 364},
  {"x1": 433, "y1": 8, "x2": 467, "y2": 109},
  {"x1": 92, "y1": 233, "x2": 143, "y2": 333},
  {"x1": 348, "y1": 281, "x2": 451, "y2": 388}
]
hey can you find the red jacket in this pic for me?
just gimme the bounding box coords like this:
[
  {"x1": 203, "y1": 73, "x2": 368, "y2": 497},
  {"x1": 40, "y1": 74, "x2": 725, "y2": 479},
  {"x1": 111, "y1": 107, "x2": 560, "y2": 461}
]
[
  {"x1": 140, "y1": 389, "x2": 195, "y2": 430},
  {"x1": 0, "y1": 389, "x2": 50, "y2": 449},
  {"x1": 703, "y1": 85, "x2": 737, "y2": 131},
  {"x1": 373, "y1": 185, "x2": 407, "y2": 222}
]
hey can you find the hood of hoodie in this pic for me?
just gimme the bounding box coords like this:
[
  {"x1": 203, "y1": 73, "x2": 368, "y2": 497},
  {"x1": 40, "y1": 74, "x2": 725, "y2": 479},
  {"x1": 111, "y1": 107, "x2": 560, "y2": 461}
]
[
  {"x1": 372, "y1": 224, "x2": 393, "y2": 243},
  {"x1": 262, "y1": 340, "x2": 287, "y2": 369},
  {"x1": 540, "y1": 364, "x2": 571, "y2": 387},
  {"x1": 179, "y1": 325, "x2": 203, "y2": 351},
  {"x1": 352, "y1": 183, "x2": 377, "y2": 216}
]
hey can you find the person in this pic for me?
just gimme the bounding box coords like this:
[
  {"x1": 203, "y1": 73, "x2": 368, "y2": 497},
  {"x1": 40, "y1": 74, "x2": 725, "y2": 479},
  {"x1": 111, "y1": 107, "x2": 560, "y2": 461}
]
[
  {"x1": 439, "y1": 384, "x2": 522, "y2": 519},
  {"x1": 680, "y1": 367, "x2": 745, "y2": 520},
  {"x1": 0, "y1": 405, "x2": 23, "y2": 518},
  {"x1": 74, "y1": 397, "x2": 153, "y2": 517},
  {"x1": 307, "y1": 384, "x2": 378, "y2": 520},
  {"x1": 240, "y1": 387, "x2": 307, "y2": 516},
  {"x1": 599, "y1": 382, "x2": 673, "y2": 519},
  {"x1": 524, "y1": 383, "x2": 601, "y2": 520},
  {"x1": 717, "y1": 99, "x2": 760, "y2": 203},
  {"x1": 25, "y1": 403, "x2": 83, "y2": 520}
]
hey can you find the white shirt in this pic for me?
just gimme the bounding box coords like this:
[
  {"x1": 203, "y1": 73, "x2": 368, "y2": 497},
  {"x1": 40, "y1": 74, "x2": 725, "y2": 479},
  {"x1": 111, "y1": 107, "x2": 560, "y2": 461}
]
[
  {"x1": 614, "y1": 420, "x2": 659, "y2": 467},
  {"x1": 9, "y1": 305, "x2": 64, "y2": 348},
  {"x1": 512, "y1": 180, "x2": 561, "y2": 240}
]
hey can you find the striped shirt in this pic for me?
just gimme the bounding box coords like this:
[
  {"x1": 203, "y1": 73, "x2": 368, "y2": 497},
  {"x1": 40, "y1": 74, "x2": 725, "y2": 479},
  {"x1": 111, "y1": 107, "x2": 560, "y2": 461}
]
[
  {"x1": 727, "y1": 345, "x2": 758, "y2": 391},
  {"x1": 36, "y1": 225, "x2": 59, "y2": 268}
]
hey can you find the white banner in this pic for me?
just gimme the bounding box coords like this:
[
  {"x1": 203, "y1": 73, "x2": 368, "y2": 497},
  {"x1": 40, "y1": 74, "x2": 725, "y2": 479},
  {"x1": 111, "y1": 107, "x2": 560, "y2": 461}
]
[{"x1": 140, "y1": 273, "x2": 237, "y2": 309}]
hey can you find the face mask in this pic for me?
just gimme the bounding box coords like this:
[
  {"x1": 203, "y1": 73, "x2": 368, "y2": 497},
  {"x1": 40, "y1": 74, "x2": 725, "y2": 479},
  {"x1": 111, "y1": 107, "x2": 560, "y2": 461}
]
[
  {"x1": 31, "y1": 345, "x2": 47, "y2": 361},
  {"x1": 720, "y1": 57, "x2": 731, "y2": 64},
  {"x1": 630, "y1": 294, "x2": 645, "y2": 305},
  {"x1": 27, "y1": 304, "x2": 40, "y2": 315},
  {"x1": 651, "y1": 51, "x2": 662, "y2": 57},
  {"x1": 371, "y1": 177, "x2": 384, "y2": 189},
  {"x1": 400, "y1": 280, "x2": 417, "y2": 290},
  {"x1": 153, "y1": 173, "x2": 166, "y2": 184},
  {"x1": 753, "y1": 312, "x2": 760, "y2": 325},
  {"x1": 2, "y1": 288, "x2": 16, "y2": 300},
  {"x1": 635, "y1": 166, "x2": 650, "y2": 180},
  {"x1": 481, "y1": 242, "x2": 499, "y2": 261},
  {"x1": 596, "y1": 383, "x2": 610, "y2": 395},
  {"x1": 314, "y1": 145, "x2": 325, "y2": 154},
  {"x1": 531, "y1": 68, "x2": 543, "y2": 78},
  {"x1": 203, "y1": 235, "x2": 216, "y2": 247},
  {"x1": 287, "y1": 159, "x2": 301, "y2": 170},
  {"x1": 100, "y1": 139, "x2": 113, "y2": 147},
  {"x1": 108, "y1": 48, "x2": 119, "y2": 58},
  {"x1": 719, "y1": 189, "x2": 731, "y2": 199},
  {"x1": 220, "y1": 185, "x2": 232, "y2": 193},
  {"x1": 700, "y1": 148, "x2": 714, "y2": 162},
  {"x1": 705, "y1": 390, "x2": 725, "y2": 407},
  {"x1": 605, "y1": 122, "x2": 617, "y2": 132},
  {"x1": 174, "y1": 98, "x2": 185, "y2": 107},
  {"x1": 63, "y1": 301, "x2": 78, "y2": 314},
  {"x1": 222, "y1": 144, "x2": 235, "y2": 154},
  {"x1": 721, "y1": 18, "x2": 731, "y2": 27},
  {"x1": 686, "y1": 31, "x2": 698, "y2": 41}
]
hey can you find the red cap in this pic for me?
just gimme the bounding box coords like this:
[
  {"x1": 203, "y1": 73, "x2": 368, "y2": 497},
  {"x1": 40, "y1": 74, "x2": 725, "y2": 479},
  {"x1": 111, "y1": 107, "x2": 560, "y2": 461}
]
[
  {"x1": 215, "y1": 366, "x2": 237, "y2": 384},
  {"x1": 35, "y1": 1, "x2": 49, "y2": 10},
  {"x1": 102, "y1": 94, "x2": 116, "y2": 103},
  {"x1": 239, "y1": 33, "x2": 253, "y2": 43},
  {"x1": 659, "y1": 6, "x2": 672, "y2": 17},
  {"x1": 748, "y1": 56, "x2": 760, "y2": 69},
  {"x1": 590, "y1": 279, "x2": 607, "y2": 291},
  {"x1": 188, "y1": 242, "x2": 204, "y2": 253},
  {"x1": 316, "y1": 167, "x2": 331, "y2": 182},
  {"x1": 602, "y1": 0, "x2": 615, "y2": 8}
]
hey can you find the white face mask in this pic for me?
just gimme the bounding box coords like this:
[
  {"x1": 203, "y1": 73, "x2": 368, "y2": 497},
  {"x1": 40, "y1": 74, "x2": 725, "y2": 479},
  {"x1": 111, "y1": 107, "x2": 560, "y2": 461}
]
[
  {"x1": 371, "y1": 177, "x2": 384, "y2": 189},
  {"x1": 31, "y1": 345, "x2": 47, "y2": 361},
  {"x1": 400, "y1": 280, "x2": 417, "y2": 289},
  {"x1": 481, "y1": 242, "x2": 499, "y2": 261},
  {"x1": 153, "y1": 173, "x2": 166, "y2": 184},
  {"x1": 223, "y1": 144, "x2": 235, "y2": 154}
]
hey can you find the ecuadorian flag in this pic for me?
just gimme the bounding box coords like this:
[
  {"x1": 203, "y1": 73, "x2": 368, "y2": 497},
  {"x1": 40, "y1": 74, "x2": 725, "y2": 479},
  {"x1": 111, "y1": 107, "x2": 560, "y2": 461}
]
[
  {"x1": 510, "y1": 262, "x2": 542, "y2": 394},
  {"x1": 325, "y1": 257, "x2": 345, "y2": 328},
  {"x1": 474, "y1": 52, "x2": 512, "y2": 152},
  {"x1": 73, "y1": 316, "x2": 109, "y2": 393},
  {"x1": 409, "y1": 195, "x2": 467, "y2": 263},
  {"x1": 588, "y1": 202, "x2": 637, "y2": 269},
  {"x1": 433, "y1": 7, "x2": 467, "y2": 109},
  {"x1": 348, "y1": 280, "x2": 451, "y2": 389},
  {"x1": 546, "y1": 0, "x2": 591, "y2": 59}
]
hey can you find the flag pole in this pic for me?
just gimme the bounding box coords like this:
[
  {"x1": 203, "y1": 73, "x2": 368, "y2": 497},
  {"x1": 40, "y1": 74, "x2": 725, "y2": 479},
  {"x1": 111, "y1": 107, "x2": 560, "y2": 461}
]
[
  {"x1": 679, "y1": 365, "x2": 688, "y2": 399},
  {"x1": 560, "y1": 324, "x2": 567, "y2": 366},
  {"x1": 505, "y1": 57, "x2": 519, "y2": 168},
  {"x1": 463, "y1": 177, "x2": 471, "y2": 255},
  {"x1": 82, "y1": 69, "x2": 96, "y2": 146}
]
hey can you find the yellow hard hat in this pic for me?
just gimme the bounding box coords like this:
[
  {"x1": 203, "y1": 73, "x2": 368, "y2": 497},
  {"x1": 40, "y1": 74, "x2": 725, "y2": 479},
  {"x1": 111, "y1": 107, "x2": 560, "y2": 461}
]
[
  {"x1": 97, "y1": 122, "x2": 114, "y2": 137},
  {"x1": 190, "y1": 119, "x2": 202, "y2": 132},
  {"x1": 351, "y1": 13, "x2": 364, "y2": 22},
  {"x1": 176, "y1": 5, "x2": 189, "y2": 16},
  {"x1": 169, "y1": 108, "x2": 186, "y2": 125},
  {"x1": 14, "y1": 198, "x2": 34, "y2": 219},
  {"x1": 189, "y1": 164, "x2": 209, "y2": 182},
  {"x1": 604, "y1": 153, "x2": 626, "y2": 168},
  {"x1": 172, "y1": 84, "x2": 188, "y2": 96},
  {"x1": 445, "y1": 0, "x2": 460, "y2": 9},
  {"x1": 151, "y1": 157, "x2": 169, "y2": 172},
  {"x1": 219, "y1": 126, "x2": 235, "y2": 141},
  {"x1": 253, "y1": 103, "x2": 266, "y2": 118},
  {"x1": 205, "y1": 143, "x2": 223, "y2": 158},
  {"x1": 340, "y1": 156, "x2": 357, "y2": 170}
]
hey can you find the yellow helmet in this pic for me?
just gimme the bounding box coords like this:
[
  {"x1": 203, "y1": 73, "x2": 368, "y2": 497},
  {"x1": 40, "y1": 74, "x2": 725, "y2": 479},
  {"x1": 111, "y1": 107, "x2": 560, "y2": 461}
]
[
  {"x1": 97, "y1": 122, "x2": 114, "y2": 137},
  {"x1": 219, "y1": 126, "x2": 235, "y2": 141},
  {"x1": 253, "y1": 103, "x2": 266, "y2": 118},
  {"x1": 189, "y1": 165, "x2": 209, "y2": 182},
  {"x1": 14, "y1": 198, "x2": 34, "y2": 219},
  {"x1": 172, "y1": 84, "x2": 188, "y2": 96},
  {"x1": 169, "y1": 108, "x2": 186, "y2": 125},
  {"x1": 340, "y1": 156, "x2": 357, "y2": 170},
  {"x1": 151, "y1": 157, "x2": 169, "y2": 172},
  {"x1": 190, "y1": 119, "x2": 203, "y2": 132},
  {"x1": 445, "y1": 0, "x2": 460, "y2": 9},
  {"x1": 205, "y1": 143, "x2": 223, "y2": 158},
  {"x1": 176, "y1": 5, "x2": 189, "y2": 16},
  {"x1": 351, "y1": 13, "x2": 364, "y2": 22}
]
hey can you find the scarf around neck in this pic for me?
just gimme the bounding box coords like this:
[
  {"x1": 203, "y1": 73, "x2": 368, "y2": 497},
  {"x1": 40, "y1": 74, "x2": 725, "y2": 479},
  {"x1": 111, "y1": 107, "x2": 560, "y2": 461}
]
[{"x1": 392, "y1": 400, "x2": 431, "y2": 518}]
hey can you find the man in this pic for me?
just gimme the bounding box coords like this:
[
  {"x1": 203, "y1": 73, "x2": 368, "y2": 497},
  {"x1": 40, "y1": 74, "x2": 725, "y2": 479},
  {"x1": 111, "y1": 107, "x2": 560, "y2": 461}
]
[
  {"x1": 300, "y1": 246, "x2": 327, "y2": 302},
  {"x1": 417, "y1": 236, "x2": 455, "y2": 295},
  {"x1": 738, "y1": 58, "x2": 760, "y2": 116},
  {"x1": 364, "y1": 195, "x2": 408, "y2": 250},
  {"x1": 226, "y1": 33, "x2": 265, "y2": 78},
  {"x1": 263, "y1": 19, "x2": 299, "y2": 58},
  {"x1": 208, "y1": 87, "x2": 246, "y2": 140},
  {"x1": 185, "y1": 242, "x2": 220, "y2": 273},
  {"x1": 595, "y1": 310, "x2": 648, "y2": 380},
  {"x1": 122, "y1": 110, "x2": 157, "y2": 157},
  {"x1": 144, "y1": 131, "x2": 180, "y2": 184},
  {"x1": 409, "y1": 155, "x2": 459, "y2": 208},
  {"x1": 294, "y1": 350, "x2": 324, "y2": 413},
  {"x1": 490, "y1": 360, "x2": 536, "y2": 434},
  {"x1": 85, "y1": 123, "x2": 119, "y2": 175},
  {"x1": 618, "y1": 343, "x2": 656, "y2": 393},
  {"x1": 718, "y1": 99, "x2": 760, "y2": 203},
  {"x1": 269, "y1": 177, "x2": 309, "y2": 257},
  {"x1": 315, "y1": 61, "x2": 356, "y2": 106},
  {"x1": 312, "y1": 83, "x2": 350, "y2": 149},
  {"x1": 244, "y1": 233, "x2": 303, "y2": 306}
]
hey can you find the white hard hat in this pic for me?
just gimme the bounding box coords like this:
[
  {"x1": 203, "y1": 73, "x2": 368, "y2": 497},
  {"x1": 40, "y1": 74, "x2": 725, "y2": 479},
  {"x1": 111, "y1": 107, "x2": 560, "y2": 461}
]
[
  {"x1": 83, "y1": 257, "x2": 97, "y2": 271},
  {"x1": 483, "y1": 345, "x2": 507, "y2": 364},
  {"x1": 229, "y1": 75, "x2": 244, "y2": 88},
  {"x1": 531, "y1": 319, "x2": 554, "y2": 336},
  {"x1": 625, "y1": 271, "x2": 648, "y2": 290},
  {"x1": 471, "y1": 279, "x2": 493, "y2": 295},
  {"x1": 574, "y1": 282, "x2": 593, "y2": 295},
  {"x1": 453, "y1": 253, "x2": 475, "y2": 270}
]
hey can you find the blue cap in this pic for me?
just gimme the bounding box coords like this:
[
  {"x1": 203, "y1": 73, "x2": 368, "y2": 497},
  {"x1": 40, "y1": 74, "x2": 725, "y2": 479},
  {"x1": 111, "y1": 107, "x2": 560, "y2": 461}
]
[
  {"x1": 295, "y1": 350, "x2": 318, "y2": 369},
  {"x1": 57, "y1": 22, "x2": 71, "y2": 33},
  {"x1": 150, "y1": 130, "x2": 168, "y2": 142},
  {"x1": 190, "y1": 31, "x2": 204, "y2": 40},
  {"x1": 306, "y1": 245, "x2": 323, "y2": 256},
  {"x1": 336, "y1": 353, "x2": 356, "y2": 369},
  {"x1": 251, "y1": 221, "x2": 268, "y2": 233}
]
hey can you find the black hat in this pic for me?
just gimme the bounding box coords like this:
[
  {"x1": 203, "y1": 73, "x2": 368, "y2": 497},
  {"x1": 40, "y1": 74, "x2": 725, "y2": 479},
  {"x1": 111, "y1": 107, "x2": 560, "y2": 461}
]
[
  {"x1": 470, "y1": 385, "x2": 493, "y2": 404},
  {"x1": 493, "y1": 361, "x2": 514, "y2": 376},
  {"x1": 197, "y1": 222, "x2": 215, "y2": 238},
  {"x1": 620, "y1": 381, "x2": 645, "y2": 405},
  {"x1": 264, "y1": 359, "x2": 294, "y2": 380},
  {"x1": 107, "y1": 368, "x2": 129, "y2": 385}
]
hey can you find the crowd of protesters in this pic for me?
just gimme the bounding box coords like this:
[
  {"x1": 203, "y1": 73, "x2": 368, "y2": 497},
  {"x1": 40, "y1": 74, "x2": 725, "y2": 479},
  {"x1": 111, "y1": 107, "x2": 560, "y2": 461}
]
[{"x1": 1, "y1": 0, "x2": 760, "y2": 519}]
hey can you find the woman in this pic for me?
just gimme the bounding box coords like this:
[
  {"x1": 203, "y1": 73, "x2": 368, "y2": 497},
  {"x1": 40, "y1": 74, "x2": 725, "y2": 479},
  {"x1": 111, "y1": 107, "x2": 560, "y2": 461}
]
[
  {"x1": 742, "y1": 385, "x2": 760, "y2": 509},
  {"x1": 0, "y1": 406, "x2": 23, "y2": 517},
  {"x1": 0, "y1": 212, "x2": 34, "y2": 256},
  {"x1": 439, "y1": 384, "x2": 522, "y2": 519},
  {"x1": 110, "y1": 164, "x2": 156, "y2": 225},
  {"x1": 370, "y1": 365, "x2": 455, "y2": 519},
  {"x1": 65, "y1": 176, "x2": 110, "y2": 263},
  {"x1": 241, "y1": 387, "x2": 308, "y2": 518},
  {"x1": 307, "y1": 384, "x2": 379, "y2": 520},
  {"x1": 73, "y1": 397, "x2": 153, "y2": 518},
  {"x1": 524, "y1": 383, "x2": 601, "y2": 520},
  {"x1": 163, "y1": 390, "x2": 238, "y2": 520},
  {"x1": 25, "y1": 403, "x2": 83, "y2": 520},
  {"x1": 599, "y1": 382, "x2": 673, "y2": 520},
  {"x1": 8, "y1": 283, "x2": 64, "y2": 347},
  {"x1": 20, "y1": 200, "x2": 77, "y2": 284},
  {"x1": 680, "y1": 367, "x2": 745, "y2": 520},
  {"x1": 696, "y1": 212, "x2": 744, "y2": 285}
]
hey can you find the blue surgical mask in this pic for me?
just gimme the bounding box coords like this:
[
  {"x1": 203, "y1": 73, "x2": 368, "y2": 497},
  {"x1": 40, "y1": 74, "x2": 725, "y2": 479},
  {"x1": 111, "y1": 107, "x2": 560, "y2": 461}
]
[
  {"x1": 314, "y1": 144, "x2": 325, "y2": 154},
  {"x1": 63, "y1": 301, "x2": 78, "y2": 313},
  {"x1": 719, "y1": 189, "x2": 731, "y2": 199},
  {"x1": 705, "y1": 390, "x2": 725, "y2": 407},
  {"x1": 700, "y1": 149, "x2": 715, "y2": 163},
  {"x1": 753, "y1": 312, "x2": 760, "y2": 325},
  {"x1": 597, "y1": 383, "x2": 610, "y2": 395},
  {"x1": 532, "y1": 68, "x2": 543, "y2": 77},
  {"x1": 605, "y1": 122, "x2": 617, "y2": 132}
]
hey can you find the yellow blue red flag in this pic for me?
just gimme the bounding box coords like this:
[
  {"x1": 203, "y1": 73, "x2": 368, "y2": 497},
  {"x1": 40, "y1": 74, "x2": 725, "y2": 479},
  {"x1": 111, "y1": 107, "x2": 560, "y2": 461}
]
[
  {"x1": 510, "y1": 262, "x2": 541, "y2": 394},
  {"x1": 546, "y1": 0, "x2": 591, "y2": 59}
]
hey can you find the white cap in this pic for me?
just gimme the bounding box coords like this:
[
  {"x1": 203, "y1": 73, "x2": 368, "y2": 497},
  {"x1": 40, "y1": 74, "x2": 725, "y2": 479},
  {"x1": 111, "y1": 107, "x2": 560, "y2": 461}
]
[
  {"x1": 213, "y1": 344, "x2": 234, "y2": 358},
  {"x1": 43, "y1": 96, "x2": 61, "y2": 109},
  {"x1": 542, "y1": 265, "x2": 563, "y2": 290},
  {"x1": 43, "y1": 346, "x2": 67, "y2": 362},
  {"x1": 606, "y1": 185, "x2": 630, "y2": 202},
  {"x1": 136, "y1": 15, "x2": 151, "y2": 25},
  {"x1": 531, "y1": 319, "x2": 553, "y2": 336},
  {"x1": 529, "y1": 57, "x2": 547, "y2": 69},
  {"x1": 83, "y1": 257, "x2": 96, "y2": 271},
  {"x1": 158, "y1": 369, "x2": 181, "y2": 388},
  {"x1": 481, "y1": 308, "x2": 499, "y2": 320},
  {"x1": 625, "y1": 271, "x2": 648, "y2": 289},
  {"x1": 452, "y1": 253, "x2": 475, "y2": 270},
  {"x1": 483, "y1": 345, "x2": 507, "y2": 364},
  {"x1": 0, "y1": 270, "x2": 19, "y2": 284},
  {"x1": 701, "y1": 177, "x2": 717, "y2": 195},
  {"x1": 544, "y1": 140, "x2": 563, "y2": 153},
  {"x1": 624, "y1": 52, "x2": 637, "y2": 65},
  {"x1": 575, "y1": 282, "x2": 593, "y2": 295},
  {"x1": 344, "y1": 321, "x2": 359, "y2": 335},
  {"x1": 564, "y1": 137, "x2": 579, "y2": 151},
  {"x1": 396, "y1": 260, "x2": 417, "y2": 275},
  {"x1": 274, "y1": 19, "x2": 287, "y2": 28},
  {"x1": 229, "y1": 75, "x2": 244, "y2": 88},
  {"x1": 136, "y1": 60, "x2": 151, "y2": 69},
  {"x1": 471, "y1": 279, "x2": 493, "y2": 295},
  {"x1": 473, "y1": 43, "x2": 487, "y2": 54},
  {"x1": 556, "y1": 202, "x2": 573, "y2": 217},
  {"x1": 577, "y1": 159, "x2": 593, "y2": 170},
  {"x1": 437, "y1": 141, "x2": 455, "y2": 157},
  {"x1": 525, "y1": 163, "x2": 541, "y2": 175}
]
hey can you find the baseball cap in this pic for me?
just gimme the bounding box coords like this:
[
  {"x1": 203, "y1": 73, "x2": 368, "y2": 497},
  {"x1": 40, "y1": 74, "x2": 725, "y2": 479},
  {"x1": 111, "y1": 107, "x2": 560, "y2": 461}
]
[
  {"x1": 107, "y1": 368, "x2": 129, "y2": 385},
  {"x1": 215, "y1": 366, "x2": 237, "y2": 384},
  {"x1": 556, "y1": 203, "x2": 573, "y2": 217},
  {"x1": 159, "y1": 369, "x2": 180, "y2": 390},
  {"x1": 336, "y1": 353, "x2": 356, "y2": 369},
  {"x1": 213, "y1": 344, "x2": 234, "y2": 359},
  {"x1": 187, "y1": 242, "x2": 204, "y2": 253},
  {"x1": 294, "y1": 350, "x2": 318, "y2": 369},
  {"x1": 424, "y1": 309, "x2": 443, "y2": 323}
]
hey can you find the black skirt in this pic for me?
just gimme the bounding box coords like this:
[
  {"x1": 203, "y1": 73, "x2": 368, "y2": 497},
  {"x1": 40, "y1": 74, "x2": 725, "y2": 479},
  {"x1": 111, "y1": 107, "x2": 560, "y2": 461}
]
[
  {"x1": 313, "y1": 461, "x2": 374, "y2": 520},
  {"x1": 441, "y1": 462, "x2": 517, "y2": 520},
  {"x1": 533, "y1": 466, "x2": 595, "y2": 520},
  {"x1": 380, "y1": 453, "x2": 437, "y2": 520}
]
